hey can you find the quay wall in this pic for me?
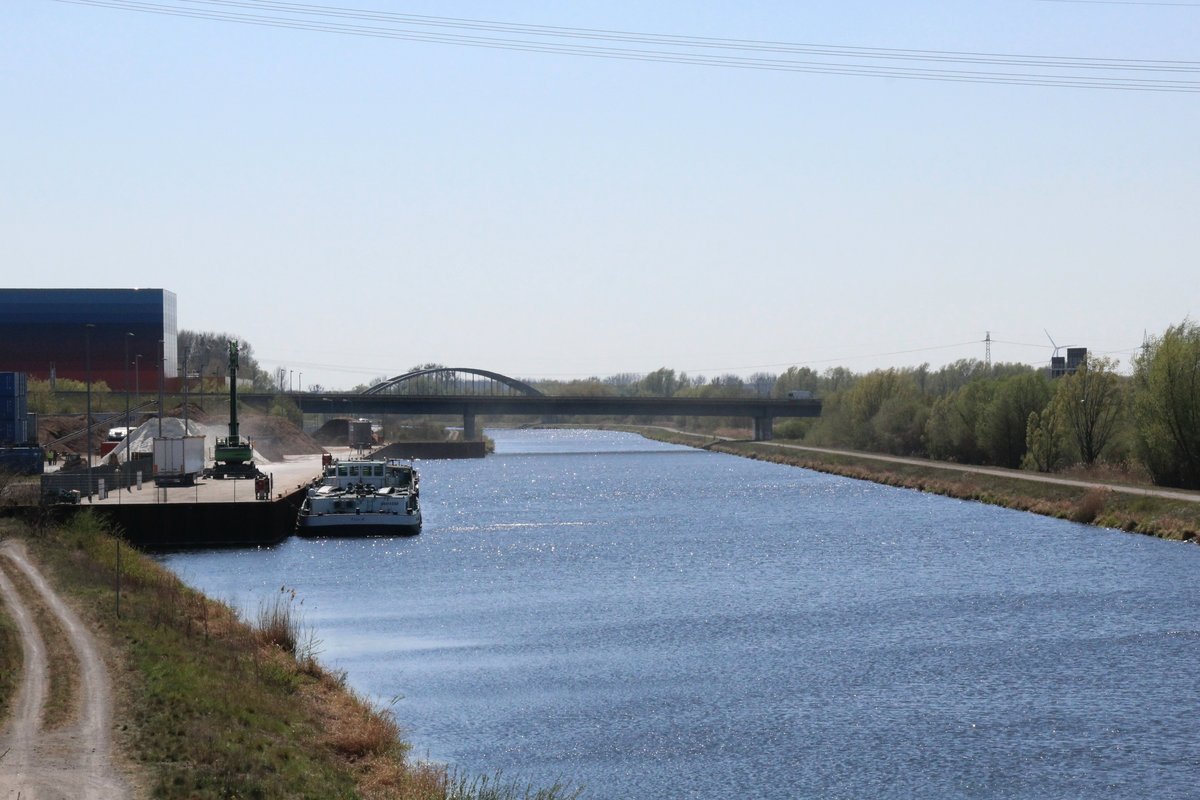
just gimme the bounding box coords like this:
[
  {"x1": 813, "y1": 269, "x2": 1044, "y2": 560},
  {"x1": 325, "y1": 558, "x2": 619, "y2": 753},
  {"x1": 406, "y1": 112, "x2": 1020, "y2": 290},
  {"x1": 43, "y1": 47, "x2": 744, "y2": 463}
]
[
  {"x1": 95, "y1": 485, "x2": 309, "y2": 550},
  {"x1": 4, "y1": 486, "x2": 308, "y2": 550}
]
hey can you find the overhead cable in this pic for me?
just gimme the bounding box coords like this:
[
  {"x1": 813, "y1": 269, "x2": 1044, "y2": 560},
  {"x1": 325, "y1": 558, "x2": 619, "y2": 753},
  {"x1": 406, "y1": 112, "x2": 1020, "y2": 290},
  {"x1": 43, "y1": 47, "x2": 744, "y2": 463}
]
[{"x1": 52, "y1": 0, "x2": 1200, "y2": 92}]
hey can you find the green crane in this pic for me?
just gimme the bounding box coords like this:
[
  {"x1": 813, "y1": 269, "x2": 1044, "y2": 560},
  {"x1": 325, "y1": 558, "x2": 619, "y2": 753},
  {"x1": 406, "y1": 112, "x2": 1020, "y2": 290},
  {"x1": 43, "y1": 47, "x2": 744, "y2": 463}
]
[{"x1": 211, "y1": 340, "x2": 259, "y2": 478}]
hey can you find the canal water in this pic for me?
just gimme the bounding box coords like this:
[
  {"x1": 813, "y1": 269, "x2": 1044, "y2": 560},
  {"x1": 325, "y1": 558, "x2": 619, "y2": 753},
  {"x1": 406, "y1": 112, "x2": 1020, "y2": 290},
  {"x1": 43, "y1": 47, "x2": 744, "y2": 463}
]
[{"x1": 161, "y1": 429, "x2": 1200, "y2": 799}]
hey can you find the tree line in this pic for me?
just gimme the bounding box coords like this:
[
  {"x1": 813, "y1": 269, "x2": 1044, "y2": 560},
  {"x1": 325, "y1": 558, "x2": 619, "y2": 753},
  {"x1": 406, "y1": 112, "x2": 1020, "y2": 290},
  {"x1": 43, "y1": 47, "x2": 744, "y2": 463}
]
[
  {"x1": 521, "y1": 321, "x2": 1200, "y2": 491},
  {"x1": 172, "y1": 323, "x2": 1200, "y2": 490}
]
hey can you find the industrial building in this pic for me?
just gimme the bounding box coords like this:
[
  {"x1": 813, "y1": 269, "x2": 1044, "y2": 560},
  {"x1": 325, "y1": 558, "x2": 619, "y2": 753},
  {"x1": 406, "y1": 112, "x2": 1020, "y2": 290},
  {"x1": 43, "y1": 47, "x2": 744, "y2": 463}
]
[
  {"x1": 1050, "y1": 347, "x2": 1088, "y2": 379},
  {"x1": 0, "y1": 288, "x2": 178, "y2": 391},
  {"x1": 1, "y1": 371, "x2": 29, "y2": 445}
]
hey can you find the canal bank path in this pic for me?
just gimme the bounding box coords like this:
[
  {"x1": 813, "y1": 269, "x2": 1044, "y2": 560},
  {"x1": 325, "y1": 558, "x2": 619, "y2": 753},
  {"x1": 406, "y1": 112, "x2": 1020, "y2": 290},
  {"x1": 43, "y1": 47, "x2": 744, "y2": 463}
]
[
  {"x1": 647, "y1": 427, "x2": 1200, "y2": 504},
  {"x1": 0, "y1": 540, "x2": 130, "y2": 800}
]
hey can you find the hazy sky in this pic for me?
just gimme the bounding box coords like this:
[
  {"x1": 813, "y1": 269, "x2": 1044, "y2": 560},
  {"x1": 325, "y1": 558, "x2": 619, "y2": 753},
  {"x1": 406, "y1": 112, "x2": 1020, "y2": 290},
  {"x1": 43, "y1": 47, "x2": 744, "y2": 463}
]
[{"x1": 4, "y1": 0, "x2": 1197, "y2": 389}]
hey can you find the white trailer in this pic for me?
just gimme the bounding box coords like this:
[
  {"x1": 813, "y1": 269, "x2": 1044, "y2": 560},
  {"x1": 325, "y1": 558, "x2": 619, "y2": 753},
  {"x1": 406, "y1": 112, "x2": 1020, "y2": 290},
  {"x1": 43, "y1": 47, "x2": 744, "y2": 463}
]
[{"x1": 153, "y1": 435, "x2": 206, "y2": 487}]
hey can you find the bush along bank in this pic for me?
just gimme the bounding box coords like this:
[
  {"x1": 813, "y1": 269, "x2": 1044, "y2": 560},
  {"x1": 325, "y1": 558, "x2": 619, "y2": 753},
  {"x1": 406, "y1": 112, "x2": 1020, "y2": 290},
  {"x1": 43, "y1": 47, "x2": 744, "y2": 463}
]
[
  {"x1": 616, "y1": 426, "x2": 1200, "y2": 544},
  {"x1": 5, "y1": 514, "x2": 583, "y2": 800}
]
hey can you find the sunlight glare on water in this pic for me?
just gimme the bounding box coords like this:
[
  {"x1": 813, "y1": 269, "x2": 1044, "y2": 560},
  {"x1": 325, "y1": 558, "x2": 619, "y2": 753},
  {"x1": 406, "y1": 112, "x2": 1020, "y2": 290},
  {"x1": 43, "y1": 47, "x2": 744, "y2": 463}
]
[{"x1": 162, "y1": 429, "x2": 1200, "y2": 799}]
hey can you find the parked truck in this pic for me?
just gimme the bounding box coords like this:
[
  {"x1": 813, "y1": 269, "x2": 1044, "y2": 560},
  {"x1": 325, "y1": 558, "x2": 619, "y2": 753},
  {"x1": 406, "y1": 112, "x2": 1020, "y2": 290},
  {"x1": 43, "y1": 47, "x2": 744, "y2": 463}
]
[{"x1": 153, "y1": 435, "x2": 205, "y2": 487}]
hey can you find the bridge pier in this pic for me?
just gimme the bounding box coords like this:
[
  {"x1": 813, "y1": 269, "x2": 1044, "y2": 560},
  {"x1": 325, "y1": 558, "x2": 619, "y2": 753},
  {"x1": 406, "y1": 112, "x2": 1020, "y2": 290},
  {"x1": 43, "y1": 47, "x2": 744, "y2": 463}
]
[
  {"x1": 753, "y1": 416, "x2": 773, "y2": 442},
  {"x1": 463, "y1": 411, "x2": 477, "y2": 440}
]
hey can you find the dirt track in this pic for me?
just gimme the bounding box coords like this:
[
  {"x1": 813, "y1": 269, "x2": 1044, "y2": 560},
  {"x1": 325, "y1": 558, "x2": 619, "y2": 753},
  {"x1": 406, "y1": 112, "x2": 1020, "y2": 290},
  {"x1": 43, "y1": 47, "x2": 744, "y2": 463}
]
[{"x1": 0, "y1": 541, "x2": 129, "y2": 800}]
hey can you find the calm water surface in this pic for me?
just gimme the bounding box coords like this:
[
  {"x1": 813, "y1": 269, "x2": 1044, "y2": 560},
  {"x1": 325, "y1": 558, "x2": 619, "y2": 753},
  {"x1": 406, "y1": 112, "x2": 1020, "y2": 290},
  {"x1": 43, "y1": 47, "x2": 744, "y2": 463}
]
[{"x1": 162, "y1": 429, "x2": 1200, "y2": 799}]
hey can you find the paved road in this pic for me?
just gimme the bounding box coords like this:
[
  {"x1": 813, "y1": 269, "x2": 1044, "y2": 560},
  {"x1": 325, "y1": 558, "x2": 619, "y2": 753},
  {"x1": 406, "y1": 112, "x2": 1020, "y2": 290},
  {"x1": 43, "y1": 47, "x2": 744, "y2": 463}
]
[
  {"x1": 0, "y1": 541, "x2": 130, "y2": 800},
  {"x1": 81, "y1": 453, "x2": 324, "y2": 506}
]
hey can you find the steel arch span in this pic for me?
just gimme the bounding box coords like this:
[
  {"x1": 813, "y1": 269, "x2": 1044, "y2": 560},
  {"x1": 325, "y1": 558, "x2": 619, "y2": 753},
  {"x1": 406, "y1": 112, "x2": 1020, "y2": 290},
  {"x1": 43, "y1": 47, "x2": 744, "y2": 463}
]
[{"x1": 364, "y1": 367, "x2": 545, "y2": 397}]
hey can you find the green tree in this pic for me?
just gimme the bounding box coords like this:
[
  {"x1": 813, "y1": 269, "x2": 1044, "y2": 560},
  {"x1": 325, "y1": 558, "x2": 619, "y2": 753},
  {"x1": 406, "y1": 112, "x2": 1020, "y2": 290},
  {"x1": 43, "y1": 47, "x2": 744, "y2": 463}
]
[
  {"x1": 638, "y1": 367, "x2": 680, "y2": 397},
  {"x1": 1055, "y1": 355, "x2": 1123, "y2": 465},
  {"x1": 925, "y1": 380, "x2": 995, "y2": 463},
  {"x1": 1132, "y1": 321, "x2": 1200, "y2": 488},
  {"x1": 772, "y1": 366, "x2": 820, "y2": 398},
  {"x1": 813, "y1": 369, "x2": 921, "y2": 451},
  {"x1": 872, "y1": 392, "x2": 928, "y2": 455},
  {"x1": 977, "y1": 373, "x2": 1050, "y2": 468},
  {"x1": 1023, "y1": 406, "x2": 1067, "y2": 473},
  {"x1": 820, "y1": 366, "x2": 857, "y2": 393},
  {"x1": 178, "y1": 331, "x2": 272, "y2": 389},
  {"x1": 926, "y1": 359, "x2": 989, "y2": 396}
]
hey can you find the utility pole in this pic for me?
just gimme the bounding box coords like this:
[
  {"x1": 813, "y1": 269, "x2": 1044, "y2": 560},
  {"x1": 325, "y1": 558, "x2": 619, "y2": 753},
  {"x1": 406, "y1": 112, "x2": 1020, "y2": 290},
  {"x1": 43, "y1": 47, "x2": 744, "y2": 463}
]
[
  {"x1": 985, "y1": 331, "x2": 992, "y2": 371},
  {"x1": 158, "y1": 339, "x2": 165, "y2": 439},
  {"x1": 182, "y1": 346, "x2": 191, "y2": 430},
  {"x1": 85, "y1": 324, "x2": 94, "y2": 502},
  {"x1": 125, "y1": 332, "x2": 134, "y2": 488}
]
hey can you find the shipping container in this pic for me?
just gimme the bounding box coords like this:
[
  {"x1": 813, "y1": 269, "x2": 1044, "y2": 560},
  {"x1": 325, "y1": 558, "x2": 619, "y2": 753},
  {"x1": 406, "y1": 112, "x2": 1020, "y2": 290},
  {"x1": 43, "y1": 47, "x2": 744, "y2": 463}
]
[
  {"x1": 0, "y1": 446, "x2": 44, "y2": 475},
  {"x1": 0, "y1": 371, "x2": 28, "y2": 395},
  {"x1": 0, "y1": 419, "x2": 27, "y2": 446}
]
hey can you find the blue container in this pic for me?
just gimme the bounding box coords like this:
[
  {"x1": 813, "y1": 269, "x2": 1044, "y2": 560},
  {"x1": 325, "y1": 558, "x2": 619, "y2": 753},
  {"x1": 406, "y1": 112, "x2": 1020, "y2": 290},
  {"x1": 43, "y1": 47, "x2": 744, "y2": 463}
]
[
  {"x1": 0, "y1": 372, "x2": 24, "y2": 396},
  {"x1": 0, "y1": 446, "x2": 43, "y2": 475},
  {"x1": 0, "y1": 420, "x2": 20, "y2": 445}
]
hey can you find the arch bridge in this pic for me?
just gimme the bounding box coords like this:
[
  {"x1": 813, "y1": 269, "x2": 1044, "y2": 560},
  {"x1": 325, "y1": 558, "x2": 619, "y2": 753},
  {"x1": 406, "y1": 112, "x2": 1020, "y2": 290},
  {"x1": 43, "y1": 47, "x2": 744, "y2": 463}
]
[
  {"x1": 251, "y1": 366, "x2": 821, "y2": 441},
  {"x1": 364, "y1": 367, "x2": 544, "y2": 398}
]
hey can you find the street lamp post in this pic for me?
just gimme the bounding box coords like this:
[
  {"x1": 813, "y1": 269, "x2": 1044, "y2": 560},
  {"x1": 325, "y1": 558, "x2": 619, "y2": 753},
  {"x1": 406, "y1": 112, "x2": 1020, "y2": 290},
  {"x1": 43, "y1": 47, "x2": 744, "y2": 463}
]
[
  {"x1": 134, "y1": 354, "x2": 142, "y2": 407},
  {"x1": 158, "y1": 339, "x2": 165, "y2": 439},
  {"x1": 85, "y1": 323, "x2": 94, "y2": 502},
  {"x1": 125, "y1": 332, "x2": 133, "y2": 488},
  {"x1": 182, "y1": 347, "x2": 191, "y2": 430}
]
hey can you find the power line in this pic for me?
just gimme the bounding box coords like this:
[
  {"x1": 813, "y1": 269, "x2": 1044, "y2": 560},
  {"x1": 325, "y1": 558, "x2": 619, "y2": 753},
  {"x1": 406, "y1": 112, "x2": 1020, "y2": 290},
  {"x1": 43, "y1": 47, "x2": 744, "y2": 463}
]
[
  {"x1": 52, "y1": 0, "x2": 1200, "y2": 91},
  {"x1": 1037, "y1": 0, "x2": 1200, "y2": 7}
]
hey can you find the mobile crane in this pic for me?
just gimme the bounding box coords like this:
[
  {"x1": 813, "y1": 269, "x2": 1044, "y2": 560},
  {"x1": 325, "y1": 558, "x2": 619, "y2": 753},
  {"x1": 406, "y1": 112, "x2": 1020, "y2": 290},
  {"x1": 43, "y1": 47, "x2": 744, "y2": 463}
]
[{"x1": 208, "y1": 340, "x2": 263, "y2": 480}]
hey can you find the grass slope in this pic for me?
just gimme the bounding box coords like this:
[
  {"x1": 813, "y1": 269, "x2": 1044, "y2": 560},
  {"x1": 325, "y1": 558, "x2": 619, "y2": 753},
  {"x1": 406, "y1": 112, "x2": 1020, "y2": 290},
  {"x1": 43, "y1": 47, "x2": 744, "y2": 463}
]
[{"x1": 8, "y1": 514, "x2": 581, "y2": 800}]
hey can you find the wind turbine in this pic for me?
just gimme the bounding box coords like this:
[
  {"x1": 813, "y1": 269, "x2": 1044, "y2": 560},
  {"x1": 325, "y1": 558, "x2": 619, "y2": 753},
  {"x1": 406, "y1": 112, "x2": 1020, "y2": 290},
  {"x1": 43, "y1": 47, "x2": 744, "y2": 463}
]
[
  {"x1": 1044, "y1": 329, "x2": 1077, "y2": 360},
  {"x1": 1045, "y1": 330, "x2": 1079, "y2": 376}
]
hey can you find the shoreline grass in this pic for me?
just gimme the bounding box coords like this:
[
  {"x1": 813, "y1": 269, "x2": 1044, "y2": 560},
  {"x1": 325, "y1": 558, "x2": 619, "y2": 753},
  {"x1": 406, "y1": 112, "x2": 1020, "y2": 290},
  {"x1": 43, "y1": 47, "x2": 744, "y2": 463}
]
[
  {"x1": 600, "y1": 425, "x2": 1200, "y2": 543},
  {"x1": 7, "y1": 513, "x2": 582, "y2": 799}
]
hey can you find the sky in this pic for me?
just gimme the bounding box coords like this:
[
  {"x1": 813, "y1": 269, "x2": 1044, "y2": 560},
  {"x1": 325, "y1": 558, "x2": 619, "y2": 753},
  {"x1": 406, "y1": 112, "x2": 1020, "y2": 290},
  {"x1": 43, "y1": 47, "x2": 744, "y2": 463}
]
[{"x1": 3, "y1": 0, "x2": 1197, "y2": 390}]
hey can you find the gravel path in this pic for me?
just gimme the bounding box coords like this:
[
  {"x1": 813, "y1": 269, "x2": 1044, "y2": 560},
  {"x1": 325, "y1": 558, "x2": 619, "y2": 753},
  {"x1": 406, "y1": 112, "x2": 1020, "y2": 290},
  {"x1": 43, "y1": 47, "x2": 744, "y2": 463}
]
[{"x1": 0, "y1": 541, "x2": 129, "y2": 800}]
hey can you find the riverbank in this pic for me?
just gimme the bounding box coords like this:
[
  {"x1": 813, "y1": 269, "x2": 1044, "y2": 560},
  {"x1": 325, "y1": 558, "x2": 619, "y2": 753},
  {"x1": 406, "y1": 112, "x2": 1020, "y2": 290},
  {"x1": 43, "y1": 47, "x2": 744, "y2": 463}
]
[
  {"x1": 606, "y1": 426, "x2": 1200, "y2": 543},
  {"x1": 0, "y1": 515, "x2": 581, "y2": 800}
]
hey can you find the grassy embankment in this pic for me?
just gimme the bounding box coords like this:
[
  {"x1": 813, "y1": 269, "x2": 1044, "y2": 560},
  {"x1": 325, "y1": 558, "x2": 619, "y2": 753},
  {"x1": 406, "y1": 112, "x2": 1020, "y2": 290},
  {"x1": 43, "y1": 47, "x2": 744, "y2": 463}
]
[
  {"x1": 0, "y1": 514, "x2": 582, "y2": 800},
  {"x1": 0, "y1": 577, "x2": 20, "y2": 722},
  {"x1": 606, "y1": 425, "x2": 1200, "y2": 542}
]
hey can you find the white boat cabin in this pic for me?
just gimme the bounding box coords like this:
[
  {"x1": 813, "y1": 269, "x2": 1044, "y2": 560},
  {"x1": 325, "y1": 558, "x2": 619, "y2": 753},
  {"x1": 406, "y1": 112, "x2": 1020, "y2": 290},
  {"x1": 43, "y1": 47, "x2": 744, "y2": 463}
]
[{"x1": 321, "y1": 459, "x2": 417, "y2": 493}]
